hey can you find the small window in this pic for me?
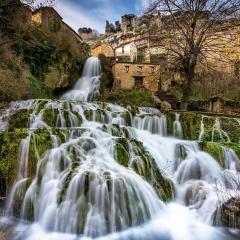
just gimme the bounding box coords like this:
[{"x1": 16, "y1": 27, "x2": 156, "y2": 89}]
[
  {"x1": 134, "y1": 76, "x2": 144, "y2": 88},
  {"x1": 125, "y1": 66, "x2": 130, "y2": 73},
  {"x1": 150, "y1": 66, "x2": 155, "y2": 73},
  {"x1": 138, "y1": 66, "x2": 143, "y2": 72}
]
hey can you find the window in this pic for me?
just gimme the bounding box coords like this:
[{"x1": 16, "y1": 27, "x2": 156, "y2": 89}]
[
  {"x1": 137, "y1": 66, "x2": 143, "y2": 72},
  {"x1": 150, "y1": 66, "x2": 155, "y2": 73},
  {"x1": 125, "y1": 66, "x2": 130, "y2": 73},
  {"x1": 134, "y1": 76, "x2": 144, "y2": 88}
]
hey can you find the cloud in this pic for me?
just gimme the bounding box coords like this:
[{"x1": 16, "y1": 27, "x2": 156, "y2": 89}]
[
  {"x1": 54, "y1": 0, "x2": 148, "y2": 33},
  {"x1": 55, "y1": 1, "x2": 104, "y2": 33}
]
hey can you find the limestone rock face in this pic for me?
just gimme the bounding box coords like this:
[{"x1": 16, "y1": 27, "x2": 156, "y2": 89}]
[
  {"x1": 152, "y1": 96, "x2": 162, "y2": 107},
  {"x1": 152, "y1": 96, "x2": 172, "y2": 111},
  {"x1": 236, "y1": 159, "x2": 240, "y2": 171},
  {"x1": 161, "y1": 101, "x2": 171, "y2": 111},
  {"x1": 214, "y1": 197, "x2": 240, "y2": 228}
]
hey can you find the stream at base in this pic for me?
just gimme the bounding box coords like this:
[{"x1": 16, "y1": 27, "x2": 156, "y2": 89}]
[{"x1": 0, "y1": 57, "x2": 240, "y2": 240}]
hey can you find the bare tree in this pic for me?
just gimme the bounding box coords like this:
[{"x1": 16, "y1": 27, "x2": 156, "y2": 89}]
[{"x1": 146, "y1": 0, "x2": 240, "y2": 109}]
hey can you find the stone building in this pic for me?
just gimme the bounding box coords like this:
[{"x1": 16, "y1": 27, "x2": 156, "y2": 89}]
[
  {"x1": 18, "y1": 5, "x2": 33, "y2": 24},
  {"x1": 91, "y1": 43, "x2": 115, "y2": 57},
  {"x1": 101, "y1": 12, "x2": 240, "y2": 100},
  {"x1": 121, "y1": 14, "x2": 137, "y2": 34},
  {"x1": 32, "y1": 7, "x2": 82, "y2": 44},
  {"x1": 207, "y1": 96, "x2": 224, "y2": 113},
  {"x1": 105, "y1": 20, "x2": 116, "y2": 35},
  {"x1": 112, "y1": 62, "x2": 174, "y2": 92}
]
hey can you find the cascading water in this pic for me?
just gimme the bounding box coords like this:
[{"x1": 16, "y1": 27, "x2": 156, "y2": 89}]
[
  {"x1": 173, "y1": 113, "x2": 183, "y2": 138},
  {"x1": 61, "y1": 57, "x2": 101, "y2": 101},
  {"x1": 0, "y1": 57, "x2": 240, "y2": 240}
]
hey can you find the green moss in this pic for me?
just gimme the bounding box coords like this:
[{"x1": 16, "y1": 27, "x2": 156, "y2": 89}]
[
  {"x1": 202, "y1": 142, "x2": 224, "y2": 166},
  {"x1": 42, "y1": 109, "x2": 57, "y2": 127},
  {"x1": 10, "y1": 178, "x2": 33, "y2": 218},
  {"x1": 8, "y1": 109, "x2": 32, "y2": 130},
  {"x1": 102, "y1": 124, "x2": 121, "y2": 137},
  {"x1": 0, "y1": 129, "x2": 29, "y2": 191},
  {"x1": 127, "y1": 105, "x2": 140, "y2": 116},
  {"x1": 168, "y1": 112, "x2": 239, "y2": 143},
  {"x1": 202, "y1": 141, "x2": 240, "y2": 166},
  {"x1": 120, "y1": 111, "x2": 132, "y2": 126},
  {"x1": 42, "y1": 109, "x2": 82, "y2": 127},
  {"x1": 222, "y1": 142, "x2": 240, "y2": 159},
  {"x1": 84, "y1": 109, "x2": 108, "y2": 123},
  {"x1": 166, "y1": 112, "x2": 175, "y2": 136},
  {"x1": 114, "y1": 137, "x2": 174, "y2": 202},
  {"x1": 36, "y1": 99, "x2": 49, "y2": 112},
  {"x1": 28, "y1": 130, "x2": 53, "y2": 177},
  {"x1": 57, "y1": 171, "x2": 74, "y2": 205},
  {"x1": 179, "y1": 112, "x2": 202, "y2": 140},
  {"x1": 130, "y1": 139, "x2": 173, "y2": 201},
  {"x1": 114, "y1": 138, "x2": 130, "y2": 167},
  {"x1": 220, "y1": 117, "x2": 240, "y2": 143},
  {"x1": 99, "y1": 90, "x2": 154, "y2": 107},
  {"x1": 0, "y1": 128, "x2": 54, "y2": 192}
]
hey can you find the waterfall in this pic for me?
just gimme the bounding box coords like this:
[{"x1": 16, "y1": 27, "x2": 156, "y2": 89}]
[
  {"x1": 173, "y1": 113, "x2": 183, "y2": 138},
  {"x1": 61, "y1": 57, "x2": 101, "y2": 101},
  {"x1": 212, "y1": 118, "x2": 230, "y2": 142},
  {"x1": 1, "y1": 59, "x2": 240, "y2": 240},
  {"x1": 198, "y1": 116, "x2": 205, "y2": 142},
  {"x1": 133, "y1": 115, "x2": 167, "y2": 135},
  {"x1": 223, "y1": 147, "x2": 240, "y2": 171}
]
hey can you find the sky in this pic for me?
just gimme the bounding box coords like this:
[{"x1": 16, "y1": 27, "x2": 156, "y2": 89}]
[{"x1": 55, "y1": 0, "x2": 148, "y2": 33}]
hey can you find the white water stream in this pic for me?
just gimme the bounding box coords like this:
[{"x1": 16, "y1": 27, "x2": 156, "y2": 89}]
[
  {"x1": 1, "y1": 57, "x2": 240, "y2": 240},
  {"x1": 61, "y1": 57, "x2": 101, "y2": 101}
]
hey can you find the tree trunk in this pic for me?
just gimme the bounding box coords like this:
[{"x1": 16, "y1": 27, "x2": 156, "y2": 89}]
[{"x1": 180, "y1": 60, "x2": 196, "y2": 110}]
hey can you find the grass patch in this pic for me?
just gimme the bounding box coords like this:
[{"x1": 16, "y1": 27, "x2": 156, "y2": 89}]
[{"x1": 99, "y1": 90, "x2": 154, "y2": 107}]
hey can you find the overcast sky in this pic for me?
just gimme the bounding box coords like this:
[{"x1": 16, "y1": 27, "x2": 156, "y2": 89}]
[{"x1": 55, "y1": 0, "x2": 148, "y2": 33}]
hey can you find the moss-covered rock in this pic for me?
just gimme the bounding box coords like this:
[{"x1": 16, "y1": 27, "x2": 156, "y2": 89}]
[
  {"x1": 179, "y1": 112, "x2": 202, "y2": 140},
  {"x1": 220, "y1": 117, "x2": 240, "y2": 143},
  {"x1": 98, "y1": 90, "x2": 155, "y2": 108},
  {"x1": 28, "y1": 130, "x2": 53, "y2": 177},
  {"x1": 8, "y1": 109, "x2": 32, "y2": 130},
  {"x1": 168, "y1": 112, "x2": 240, "y2": 143},
  {"x1": 43, "y1": 109, "x2": 82, "y2": 127},
  {"x1": 0, "y1": 129, "x2": 53, "y2": 193},
  {"x1": 223, "y1": 142, "x2": 240, "y2": 159},
  {"x1": 214, "y1": 197, "x2": 240, "y2": 229},
  {"x1": 202, "y1": 142, "x2": 225, "y2": 167},
  {"x1": 0, "y1": 129, "x2": 29, "y2": 191},
  {"x1": 114, "y1": 137, "x2": 174, "y2": 202},
  {"x1": 114, "y1": 138, "x2": 130, "y2": 167},
  {"x1": 166, "y1": 112, "x2": 175, "y2": 136},
  {"x1": 202, "y1": 141, "x2": 240, "y2": 167},
  {"x1": 84, "y1": 109, "x2": 108, "y2": 123}
]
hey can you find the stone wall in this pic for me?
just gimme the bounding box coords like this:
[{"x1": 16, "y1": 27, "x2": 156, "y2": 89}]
[
  {"x1": 91, "y1": 44, "x2": 115, "y2": 57},
  {"x1": 113, "y1": 62, "x2": 162, "y2": 92},
  {"x1": 32, "y1": 7, "x2": 82, "y2": 44}
]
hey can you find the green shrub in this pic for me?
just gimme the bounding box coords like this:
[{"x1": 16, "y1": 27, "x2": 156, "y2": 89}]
[{"x1": 100, "y1": 90, "x2": 154, "y2": 107}]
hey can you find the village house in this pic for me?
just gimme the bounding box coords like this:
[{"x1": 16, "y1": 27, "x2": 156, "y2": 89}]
[
  {"x1": 121, "y1": 14, "x2": 137, "y2": 34},
  {"x1": 31, "y1": 7, "x2": 82, "y2": 44},
  {"x1": 113, "y1": 62, "x2": 162, "y2": 92},
  {"x1": 92, "y1": 11, "x2": 240, "y2": 104},
  {"x1": 91, "y1": 43, "x2": 115, "y2": 58}
]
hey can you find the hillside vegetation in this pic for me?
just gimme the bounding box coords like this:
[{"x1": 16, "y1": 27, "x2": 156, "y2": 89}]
[{"x1": 0, "y1": 0, "x2": 89, "y2": 101}]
